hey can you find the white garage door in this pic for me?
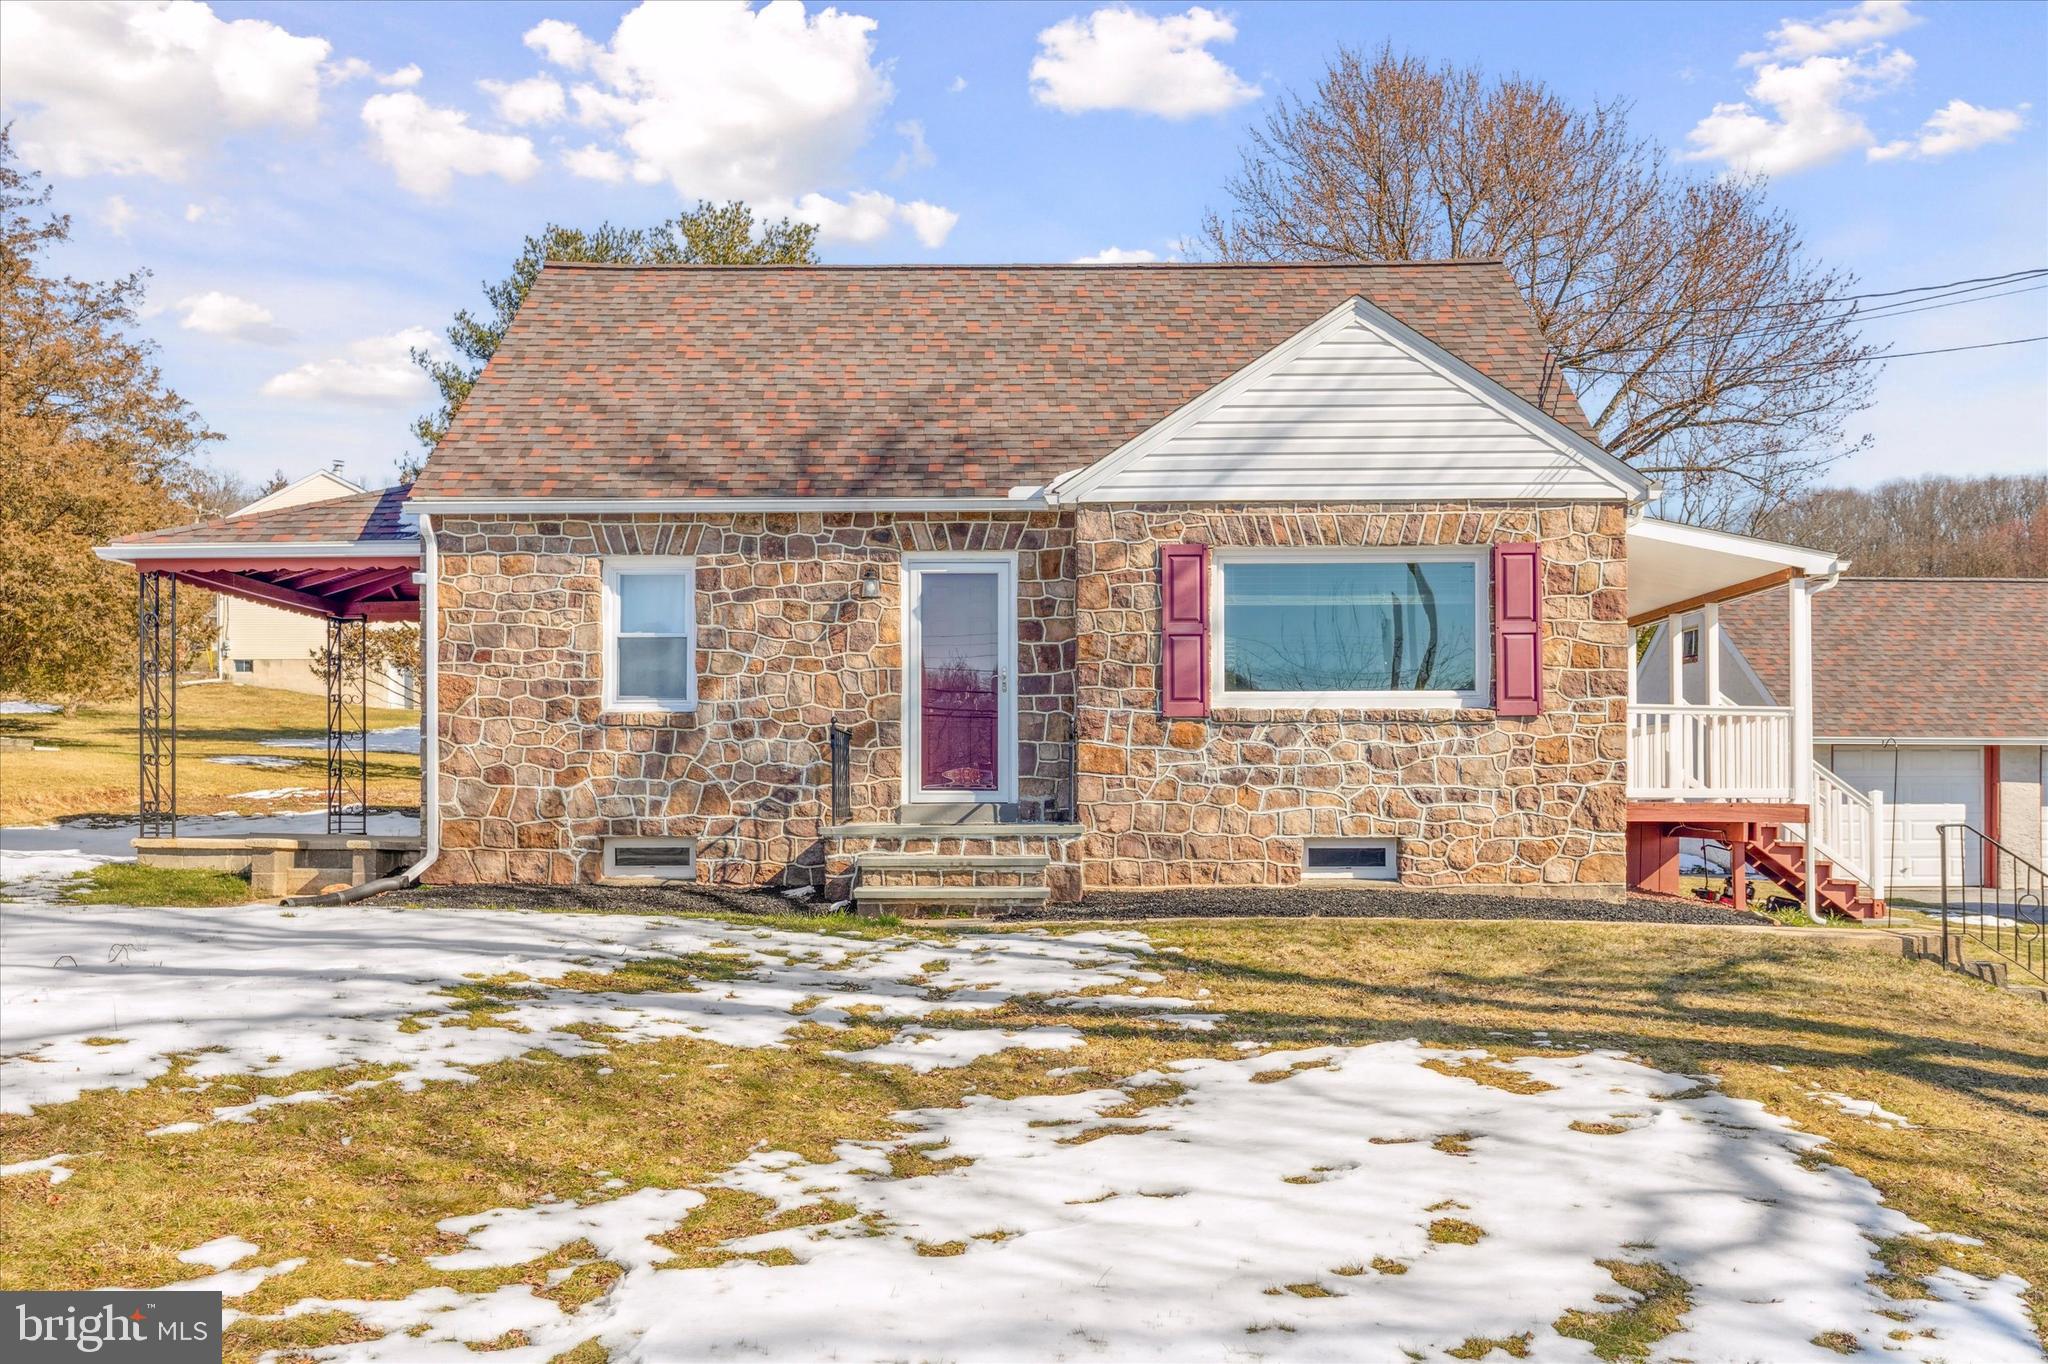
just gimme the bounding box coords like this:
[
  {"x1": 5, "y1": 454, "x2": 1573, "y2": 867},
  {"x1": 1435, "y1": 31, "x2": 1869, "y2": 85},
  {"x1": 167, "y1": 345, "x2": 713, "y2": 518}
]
[{"x1": 1827, "y1": 746, "x2": 1983, "y2": 888}]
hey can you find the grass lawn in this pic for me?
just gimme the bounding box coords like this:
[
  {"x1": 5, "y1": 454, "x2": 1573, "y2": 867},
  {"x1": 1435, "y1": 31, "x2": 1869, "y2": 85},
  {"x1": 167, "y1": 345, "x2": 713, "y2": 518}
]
[
  {"x1": 60, "y1": 863, "x2": 252, "y2": 906},
  {"x1": 0, "y1": 683, "x2": 418, "y2": 825},
  {"x1": 2, "y1": 909, "x2": 2042, "y2": 1360}
]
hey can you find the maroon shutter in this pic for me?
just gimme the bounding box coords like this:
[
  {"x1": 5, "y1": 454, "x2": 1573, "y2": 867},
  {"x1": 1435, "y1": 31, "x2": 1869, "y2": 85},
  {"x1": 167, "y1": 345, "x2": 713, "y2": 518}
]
[
  {"x1": 1493, "y1": 542, "x2": 1543, "y2": 717},
  {"x1": 1159, "y1": 544, "x2": 1209, "y2": 718}
]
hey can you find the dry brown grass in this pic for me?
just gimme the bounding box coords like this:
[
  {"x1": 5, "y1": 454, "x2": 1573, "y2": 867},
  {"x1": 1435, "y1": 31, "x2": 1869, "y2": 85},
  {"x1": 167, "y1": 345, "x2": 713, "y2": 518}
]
[{"x1": 0, "y1": 684, "x2": 419, "y2": 824}]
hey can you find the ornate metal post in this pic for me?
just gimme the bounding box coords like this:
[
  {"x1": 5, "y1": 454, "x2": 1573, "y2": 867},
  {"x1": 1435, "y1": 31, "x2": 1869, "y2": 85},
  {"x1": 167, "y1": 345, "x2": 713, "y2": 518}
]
[
  {"x1": 326, "y1": 615, "x2": 369, "y2": 835},
  {"x1": 137, "y1": 572, "x2": 177, "y2": 838}
]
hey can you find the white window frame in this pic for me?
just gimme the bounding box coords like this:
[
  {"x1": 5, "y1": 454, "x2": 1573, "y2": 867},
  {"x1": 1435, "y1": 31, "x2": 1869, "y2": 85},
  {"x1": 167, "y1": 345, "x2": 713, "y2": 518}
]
[
  {"x1": 1212, "y1": 548, "x2": 1490, "y2": 710},
  {"x1": 601, "y1": 556, "x2": 698, "y2": 713},
  {"x1": 601, "y1": 837, "x2": 697, "y2": 881},
  {"x1": 1303, "y1": 837, "x2": 1400, "y2": 881}
]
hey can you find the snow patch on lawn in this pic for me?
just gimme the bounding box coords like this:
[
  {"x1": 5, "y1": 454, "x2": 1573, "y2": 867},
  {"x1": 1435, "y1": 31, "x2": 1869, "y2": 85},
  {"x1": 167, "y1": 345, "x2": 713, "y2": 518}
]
[
  {"x1": 263, "y1": 726, "x2": 419, "y2": 754},
  {"x1": 258, "y1": 1042, "x2": 2036, "y2": 1363},
  {"x1": 1810, "y1": 1090, "x2": 1917, "y2": 1129},
  {"x1": 0, "y1": 905, "x2": 1171, "y2": 1113},
  {"x1": 178, "y1": 1235, "x2": 260, "y2": 1270},
  {"x1": 206, "y1": 755, "x2": 301, "y2": 769},
  {"x1": 428, "y1": 1188, "x2": 704, "y2": 1272},
  {"x1": 0, "y1": 700, "x2": 58, "y2": 714},
  {"x1": 0, "y1": 1152, "x2": 76, "y2": 1184},
  {"x1": 828, "y1": 1024, "x2": 1083, "y2": 1073}
]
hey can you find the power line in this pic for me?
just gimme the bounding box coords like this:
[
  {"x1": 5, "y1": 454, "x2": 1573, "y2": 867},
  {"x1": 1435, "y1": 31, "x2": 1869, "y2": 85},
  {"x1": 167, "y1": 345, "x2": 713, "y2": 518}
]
[
  {"x1": 1572, "y1": 333, "x2": 2048, "y2": 380},
  {"x1": 1585, "y1": 267, "x2": 2046, "y2": 319},
  {"x1": 1587, "y1": 279, "x2": 2048, "y2": 354}
]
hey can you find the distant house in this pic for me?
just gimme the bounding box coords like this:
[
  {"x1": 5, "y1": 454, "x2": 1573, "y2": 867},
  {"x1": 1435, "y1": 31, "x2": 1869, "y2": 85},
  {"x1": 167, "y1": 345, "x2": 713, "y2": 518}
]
[
  {"x1": 1639, "y1": 578, "x2": 2048, "y2": 890},
  {"x1": 214, "y1": 469, "x2": 415, "y2": 708}
]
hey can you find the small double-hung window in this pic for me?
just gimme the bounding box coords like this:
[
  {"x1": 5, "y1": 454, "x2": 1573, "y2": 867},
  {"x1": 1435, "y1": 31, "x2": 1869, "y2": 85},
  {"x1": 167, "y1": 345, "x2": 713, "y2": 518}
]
[{"x1": 602, "y1": 557, "x2": 696, "y2": 712}]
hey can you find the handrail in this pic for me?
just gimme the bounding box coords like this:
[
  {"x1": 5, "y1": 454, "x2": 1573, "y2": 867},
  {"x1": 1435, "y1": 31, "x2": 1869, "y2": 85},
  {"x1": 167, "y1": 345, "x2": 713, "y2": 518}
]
[
  {"x1": 1627, "y1": 704, "x2": 1795, "y2": 801},
  {"x1": 1799, "y1": 762, "x2": 1882, "y2": 895},
  {"x1": 1939, "y1": 823, "x2": 2045, "y2": 984}
]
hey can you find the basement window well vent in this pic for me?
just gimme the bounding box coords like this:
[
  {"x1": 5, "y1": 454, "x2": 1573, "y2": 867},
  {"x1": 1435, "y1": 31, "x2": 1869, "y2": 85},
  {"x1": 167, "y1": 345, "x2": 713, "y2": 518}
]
[
  {"x1": 602, "y1": 838, "x2": 697, "y2": 881},
  {"x1": 1303, "y1": 838, "x2": 1397, "y2": 881}
]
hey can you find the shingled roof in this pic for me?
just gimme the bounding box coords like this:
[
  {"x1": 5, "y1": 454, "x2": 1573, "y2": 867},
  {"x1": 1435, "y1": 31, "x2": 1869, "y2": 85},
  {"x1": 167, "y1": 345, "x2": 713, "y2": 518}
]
[
  {"x1": 409, "y1": 261, "x2": 1600, "y2": 502},
  {"x1": 1720, "y1": 578, "x2": 2048, "y2": 740},
  {"x1": 110, "y1": 486, "x2": 417, "y2": 550}
]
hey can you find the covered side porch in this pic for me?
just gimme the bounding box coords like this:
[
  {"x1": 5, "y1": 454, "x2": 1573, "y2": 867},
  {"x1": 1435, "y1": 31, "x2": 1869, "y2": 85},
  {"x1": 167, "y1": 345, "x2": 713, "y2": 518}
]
[
  {"x1": 1622, "y1": 519, "x2": 1881, "y2": 918},
  {"x1": 95, "y1": 487, "x2": 426, "y2": 896}
]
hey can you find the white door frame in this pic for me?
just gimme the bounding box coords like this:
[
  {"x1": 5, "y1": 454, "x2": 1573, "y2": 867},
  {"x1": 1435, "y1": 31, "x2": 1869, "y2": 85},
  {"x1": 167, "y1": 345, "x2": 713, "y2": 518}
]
[{"x1": 902, "y1": 552, "x2": 1018, "y2": 805}]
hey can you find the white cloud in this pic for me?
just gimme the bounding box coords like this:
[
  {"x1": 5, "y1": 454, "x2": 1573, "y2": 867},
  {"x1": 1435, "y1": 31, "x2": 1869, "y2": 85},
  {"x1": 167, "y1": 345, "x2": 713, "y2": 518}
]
[
  {"x1": 948, "y1": 75, "x2": 968, "y2": 94},
  {"x1": 479, "y1": 75, "x2": 567, "y2": 126},
  {"x1": 261, "y1": 327, "x2": 437, "y2": 404},
  {"x1": 519, "y1": 1, "x2": 892, "y2": 202},
  {"x1": 0, "y1": 0, "x2": 331, "y2": 179},
  {"x1": 1030, "y1": 6, "x2": 1260, "y2": 119},
  {"x1": 779, "y1": 191, "x2": 958, "y2": 248},
  {"x1": 1684, "y1": 47, "x2": 1914, "y2": 175},
  {"x1": 323, "y1": 57, "x2": 417, "y2": 88},
  {"x1": 1742, "y1": 0, "x2": 1920, "y2": 63},
  {"x1": 173, "y1": 291, "x2": 291, "y2": 343},
  {"x1": 378, "y1": 63, "x2": 424, "y2": 89},
  {"x1": 563, "y1": 144, "x2": 629, "y2": 182},
  {"x1": 1072, "y1": 247, "x2": 1159, "y2": 264},
  {"x1": 898, "y1": 200, "x2": 959, "y2": 249},
  {"x1": 360, "y1": 92, "x2": 540, "y2": 197},
  {"x1": 98, "y1": 194, "x2": 137, "y2": 237},
  {"x1": 184, "y1": 203, "x2": 207, "y2": 223},
  {"x1": 1870, "y1": 98, "x2": 2029, "y2": 161},
  {"x1": 890, "y1": 120, "x2": 934, "y2": 178}
]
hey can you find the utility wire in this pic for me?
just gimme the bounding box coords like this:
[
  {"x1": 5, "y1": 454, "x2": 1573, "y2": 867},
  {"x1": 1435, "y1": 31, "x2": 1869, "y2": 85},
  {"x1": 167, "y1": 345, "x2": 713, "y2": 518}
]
[
  {"x1": 1585, "y1": 279, "x2": 2048, "y2": 354},
  {"x1": 1584, "y1": 267, "x2": 2046, "y2": 319},
  {"x1": 1572, "y1": 333, "x2": 2048, "y2": 379}
]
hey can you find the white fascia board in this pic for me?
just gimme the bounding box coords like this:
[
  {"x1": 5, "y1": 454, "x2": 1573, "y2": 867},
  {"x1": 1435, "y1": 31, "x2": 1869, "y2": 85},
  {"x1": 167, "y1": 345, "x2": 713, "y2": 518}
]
[
  {"x1": 1626, "y1": 516, "x2": 1847, "y2": 578},
  {"x1": 1055, "y1": 295, "x2": 1652, "y2": 505},
  {"x1": 95, "y1": 540, "x2": 421, "y2": 563},
  {"x1": 404, "y1": 496, "x2": 1044, "y2": 514}
]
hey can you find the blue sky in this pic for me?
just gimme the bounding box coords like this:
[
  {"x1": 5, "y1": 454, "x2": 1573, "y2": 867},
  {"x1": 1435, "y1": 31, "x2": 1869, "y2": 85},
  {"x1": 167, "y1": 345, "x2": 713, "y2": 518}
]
[{"x1": 5, "y1": 0, "x2": 2043, "y2": 496}]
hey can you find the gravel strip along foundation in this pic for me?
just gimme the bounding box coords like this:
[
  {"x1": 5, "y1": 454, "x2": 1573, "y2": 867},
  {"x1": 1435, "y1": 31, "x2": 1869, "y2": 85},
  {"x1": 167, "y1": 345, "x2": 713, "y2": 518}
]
[{"x1": 372, "y1": 882, "x2": 1771, "y2": 927}]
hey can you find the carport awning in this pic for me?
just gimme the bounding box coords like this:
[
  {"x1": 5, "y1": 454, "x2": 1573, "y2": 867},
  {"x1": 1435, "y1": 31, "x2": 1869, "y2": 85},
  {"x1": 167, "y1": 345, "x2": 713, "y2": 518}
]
[
  {"x1": 1625, "y1": 517, "x2": 1845, "y2": 626},
  {"x1": 95, "y1": 485, "x2": 421, "y2": 621}
]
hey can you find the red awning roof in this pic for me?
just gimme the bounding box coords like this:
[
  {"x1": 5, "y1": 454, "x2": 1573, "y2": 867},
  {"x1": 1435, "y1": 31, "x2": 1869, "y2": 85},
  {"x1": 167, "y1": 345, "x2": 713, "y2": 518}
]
[{"x1": 97, "y1": 486, "x2": 421, "y2": 621}]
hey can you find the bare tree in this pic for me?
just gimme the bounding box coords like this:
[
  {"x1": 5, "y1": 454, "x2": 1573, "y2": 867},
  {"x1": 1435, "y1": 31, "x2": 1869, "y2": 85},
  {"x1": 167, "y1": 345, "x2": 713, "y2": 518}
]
[
  {"x1": 1201, "y1": 44, "x2": 1879, "y2": 523},
  {"x1": 1754, "y1": 474, "x2": 2048, "y2": 577}
]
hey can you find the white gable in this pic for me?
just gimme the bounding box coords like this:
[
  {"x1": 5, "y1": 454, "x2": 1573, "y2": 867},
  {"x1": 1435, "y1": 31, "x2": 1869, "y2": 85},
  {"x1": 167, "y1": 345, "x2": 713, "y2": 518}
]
[
  {"x1": 1061, "y1": 297, "x2": 1647, "y2": 504},
  {"x1": 237, "y1": 468, "x2": 364, "y2": 516}
]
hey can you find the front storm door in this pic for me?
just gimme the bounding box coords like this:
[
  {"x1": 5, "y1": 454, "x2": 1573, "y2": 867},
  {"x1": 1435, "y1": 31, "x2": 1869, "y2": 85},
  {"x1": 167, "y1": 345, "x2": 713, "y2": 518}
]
[{"x1": 905, "y1": 556, "x2": 1016, "y2": 803}]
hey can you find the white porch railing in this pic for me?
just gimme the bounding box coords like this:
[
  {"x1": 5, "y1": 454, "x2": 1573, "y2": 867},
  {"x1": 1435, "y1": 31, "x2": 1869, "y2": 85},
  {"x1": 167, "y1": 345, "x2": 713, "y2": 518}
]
[
  {"x1": 1627, "y1": 704, "x2": 1795, "y2": 801},
  {"x1": 1787, "y1": 763, "x2": 1889, "y2": 901}
]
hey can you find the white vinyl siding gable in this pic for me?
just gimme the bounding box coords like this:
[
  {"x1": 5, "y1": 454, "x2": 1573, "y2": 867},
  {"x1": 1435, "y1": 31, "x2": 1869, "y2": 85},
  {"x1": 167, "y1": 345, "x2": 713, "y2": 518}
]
[{"x1": 1066, "y1": 298, "x2": 1643, "y2": 504}]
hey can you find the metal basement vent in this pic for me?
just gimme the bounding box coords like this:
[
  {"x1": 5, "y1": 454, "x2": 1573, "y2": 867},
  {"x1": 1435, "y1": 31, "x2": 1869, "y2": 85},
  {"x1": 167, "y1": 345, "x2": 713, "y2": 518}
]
[
  {"x1": 602, "y1": 838, "x2": 697, "y2": 881},
  {"x1": 1303, "y1": 838, "x2": 1397, "y2": 881}
]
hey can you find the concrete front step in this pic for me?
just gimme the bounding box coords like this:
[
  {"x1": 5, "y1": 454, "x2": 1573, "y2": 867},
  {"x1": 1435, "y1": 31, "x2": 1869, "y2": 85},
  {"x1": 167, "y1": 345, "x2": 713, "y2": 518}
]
[
  {"x1": 855, "y1": 852, "x2": 1050, "y2": 872},
  {"x1": 853, "y1": 883, "x2": 1052, "y2": 918}
]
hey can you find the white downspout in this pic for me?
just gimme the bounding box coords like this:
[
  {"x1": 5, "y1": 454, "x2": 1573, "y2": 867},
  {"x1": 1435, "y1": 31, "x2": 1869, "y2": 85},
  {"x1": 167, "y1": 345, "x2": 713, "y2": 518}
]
[{"x1": 400, "y1": 512, "x2": 440, "y2": 883}]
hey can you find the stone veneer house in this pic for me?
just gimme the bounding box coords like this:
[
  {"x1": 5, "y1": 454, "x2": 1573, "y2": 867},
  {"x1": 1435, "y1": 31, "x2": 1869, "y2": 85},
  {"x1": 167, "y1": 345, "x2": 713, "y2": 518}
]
[{"x1": 107, "y1": 263, "x2": 1890, "y2": 915}]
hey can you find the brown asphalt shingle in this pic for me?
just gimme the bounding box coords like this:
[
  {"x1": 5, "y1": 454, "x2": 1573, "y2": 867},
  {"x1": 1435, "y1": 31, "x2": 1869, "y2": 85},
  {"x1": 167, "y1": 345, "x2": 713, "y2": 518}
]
[
  {"x1": 1720, "y1": 578, "x2": 2048, "y2": 740},
  {"x1": 410, "y1": 261, "x2": 1601, "y2": 501},
  {"x1": 113, "y1": 486, "x2": 416, "y2": 548}
]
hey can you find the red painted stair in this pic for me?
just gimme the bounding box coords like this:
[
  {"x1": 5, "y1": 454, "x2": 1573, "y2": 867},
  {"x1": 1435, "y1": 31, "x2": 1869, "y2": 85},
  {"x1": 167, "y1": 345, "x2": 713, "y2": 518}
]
[{"x1": 1747, "y1": 823, "x2": 1886, "y2": 921}]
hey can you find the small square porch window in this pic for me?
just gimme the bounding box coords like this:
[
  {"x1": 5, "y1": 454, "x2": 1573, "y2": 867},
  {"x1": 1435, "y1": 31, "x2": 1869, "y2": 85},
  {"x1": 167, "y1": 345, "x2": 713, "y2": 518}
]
[
  {"x1": 602, "y1": 557, "x2": 696, "y2": 712},
  {"x1": 1304, "y1": 838, "x2": 1398, "y2": 881},
  {"x1": 1680, "y1": 627, "x2": 1700, "y2": 664},
  {"x1": 602, "y1": 838, "x2": 697, "y2": 881}
]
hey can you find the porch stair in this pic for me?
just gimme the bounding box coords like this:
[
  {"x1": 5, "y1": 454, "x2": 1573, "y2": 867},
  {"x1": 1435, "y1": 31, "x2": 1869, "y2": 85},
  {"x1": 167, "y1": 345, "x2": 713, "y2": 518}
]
[
  {"x1": 851, "y1": 852, "x2": 1051, "y2": 916},
  {"x1": 1746, "y1": 822, "x2": 1886, "y2": 921}
]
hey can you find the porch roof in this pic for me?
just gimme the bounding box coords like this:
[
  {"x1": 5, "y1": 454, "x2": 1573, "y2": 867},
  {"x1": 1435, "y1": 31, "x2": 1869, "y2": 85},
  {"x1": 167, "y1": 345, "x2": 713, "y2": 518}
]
[
  {"x1": 96, "y1": 485, "x2": 421, "y2": 621},
  {"x1": 1625, "y1": 517, "x2": 1845, "y2": 625}
]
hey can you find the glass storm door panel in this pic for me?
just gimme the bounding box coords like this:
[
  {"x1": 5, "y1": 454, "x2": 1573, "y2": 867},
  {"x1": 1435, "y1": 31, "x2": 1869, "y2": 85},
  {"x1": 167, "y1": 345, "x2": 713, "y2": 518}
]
[{"x1": 915, "y1": 569, "x2": 1004, "y2": 795}]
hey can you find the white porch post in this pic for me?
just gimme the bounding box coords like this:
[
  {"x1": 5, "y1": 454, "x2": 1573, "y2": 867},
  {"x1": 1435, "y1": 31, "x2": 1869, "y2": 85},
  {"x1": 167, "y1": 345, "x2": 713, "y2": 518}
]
[
  {"x1": 1666, "y1": 611, "x2": 1685, "y2": 704},
  {"x1": 1702, "y1": 601, "x2": 1721, "y2": 705},
  {"x1": 1789, "y1": 580, "x2": 1814, "y2": 806}
]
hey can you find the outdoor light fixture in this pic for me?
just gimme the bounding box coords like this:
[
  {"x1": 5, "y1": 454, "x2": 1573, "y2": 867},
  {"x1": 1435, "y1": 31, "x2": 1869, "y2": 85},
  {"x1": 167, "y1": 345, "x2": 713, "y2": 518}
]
[{"x1": 859, "y1": 568, "x2": 880, "y2": 599}]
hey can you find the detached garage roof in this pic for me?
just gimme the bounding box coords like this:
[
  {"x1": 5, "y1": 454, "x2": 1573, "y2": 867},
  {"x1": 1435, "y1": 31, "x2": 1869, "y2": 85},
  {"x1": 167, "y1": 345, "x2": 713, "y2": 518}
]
[
  {"x1": 1721, "y1": 578, "x2": 2048, "y2": 741},
  {"x1": 408, "y1": 261, "x2": 1608, "y2": 504}
]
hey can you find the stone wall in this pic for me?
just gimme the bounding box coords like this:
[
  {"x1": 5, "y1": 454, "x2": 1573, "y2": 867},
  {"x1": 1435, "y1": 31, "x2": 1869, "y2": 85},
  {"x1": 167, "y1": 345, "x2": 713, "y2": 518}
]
[
  {"x1": 430, "y1": 512, "x2": 1074, "y2": 886},
  {"x1": 1070, "y1": 502, "x2": 1632, "y2": 892}
]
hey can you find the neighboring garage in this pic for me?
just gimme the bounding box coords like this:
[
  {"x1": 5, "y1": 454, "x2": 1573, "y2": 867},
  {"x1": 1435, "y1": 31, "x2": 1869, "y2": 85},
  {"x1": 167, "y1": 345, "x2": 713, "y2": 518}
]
[{"x1": 1712, "y1": 579, "x2": 2048, "y2": 892}]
